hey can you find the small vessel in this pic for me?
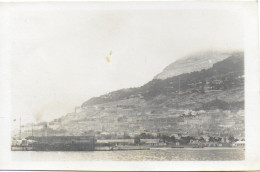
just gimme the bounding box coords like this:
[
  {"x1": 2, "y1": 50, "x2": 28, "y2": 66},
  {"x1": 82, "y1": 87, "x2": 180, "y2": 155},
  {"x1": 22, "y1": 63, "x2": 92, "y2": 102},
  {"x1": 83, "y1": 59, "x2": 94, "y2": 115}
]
[
  {"x1": 171, "y1": 146, "x2": 184, "y2": 148},
  {"x1": 111, "y1": 145, "x2": 150, "y2": 151}
]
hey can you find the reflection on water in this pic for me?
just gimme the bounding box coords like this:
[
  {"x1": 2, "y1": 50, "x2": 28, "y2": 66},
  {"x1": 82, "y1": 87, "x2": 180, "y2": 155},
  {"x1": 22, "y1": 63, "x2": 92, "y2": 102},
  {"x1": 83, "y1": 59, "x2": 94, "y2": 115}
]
[{"x1": 12, "y1": 148, "x2": 244, "y2": 161}]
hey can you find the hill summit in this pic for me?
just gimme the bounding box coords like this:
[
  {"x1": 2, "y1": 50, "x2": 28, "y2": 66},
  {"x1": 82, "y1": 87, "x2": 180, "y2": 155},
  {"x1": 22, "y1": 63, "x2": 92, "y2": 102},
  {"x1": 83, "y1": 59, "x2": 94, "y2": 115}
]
[{"x1": 154, "y1": 51, "x2": 239, "y2": 80}]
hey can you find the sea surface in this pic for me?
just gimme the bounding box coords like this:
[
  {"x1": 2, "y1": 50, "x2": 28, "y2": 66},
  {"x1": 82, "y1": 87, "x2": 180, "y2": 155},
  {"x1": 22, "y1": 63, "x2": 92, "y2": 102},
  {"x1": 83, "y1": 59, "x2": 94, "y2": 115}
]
[{"x1": 12, "y1": 147, "x2": 244, "y2": 161}]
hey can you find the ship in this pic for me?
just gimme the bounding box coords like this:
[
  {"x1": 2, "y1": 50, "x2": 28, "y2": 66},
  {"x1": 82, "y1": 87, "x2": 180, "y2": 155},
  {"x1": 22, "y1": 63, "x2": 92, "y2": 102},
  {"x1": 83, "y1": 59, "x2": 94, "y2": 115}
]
[{"x1": 12, "y1": 136, "x2": 96, "y2": 151}]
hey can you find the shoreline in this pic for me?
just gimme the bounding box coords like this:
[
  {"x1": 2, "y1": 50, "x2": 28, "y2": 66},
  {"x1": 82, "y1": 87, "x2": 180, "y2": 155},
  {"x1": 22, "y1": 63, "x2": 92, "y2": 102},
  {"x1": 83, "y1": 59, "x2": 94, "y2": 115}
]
[
  {"x1": 11, "y1": 146, "x2": 245, "y2": 152},
  {"x1": 150, "y1": 147, "x2": 245, "y2": 150}
]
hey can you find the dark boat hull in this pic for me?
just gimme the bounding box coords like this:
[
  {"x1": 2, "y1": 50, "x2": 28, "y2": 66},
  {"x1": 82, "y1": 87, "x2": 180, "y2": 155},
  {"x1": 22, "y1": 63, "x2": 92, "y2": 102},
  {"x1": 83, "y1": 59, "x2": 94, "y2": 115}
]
[{"x1": 32, "y1": 142, "x2": 94, "y2": 151}]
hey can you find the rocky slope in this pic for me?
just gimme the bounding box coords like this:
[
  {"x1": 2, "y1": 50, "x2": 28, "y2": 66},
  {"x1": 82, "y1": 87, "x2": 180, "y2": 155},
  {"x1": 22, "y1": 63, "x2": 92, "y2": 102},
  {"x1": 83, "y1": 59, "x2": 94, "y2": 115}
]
[
  {"x1": 82, "y1": 51, "x2": 244, "y2": 109},
  {"x1": 19, "y1": 51, "x2": 245, "y2": 138}
]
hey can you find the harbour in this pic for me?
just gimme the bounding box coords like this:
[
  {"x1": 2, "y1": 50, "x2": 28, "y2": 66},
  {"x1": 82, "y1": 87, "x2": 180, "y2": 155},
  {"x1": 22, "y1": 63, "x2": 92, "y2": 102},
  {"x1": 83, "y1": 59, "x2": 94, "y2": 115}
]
[
  {"x1": 11, "y1": 147, "x2": 244, "y2": 161},
  {"x1": 11, "y1": 135, "x2": 245, "y2": 152}
]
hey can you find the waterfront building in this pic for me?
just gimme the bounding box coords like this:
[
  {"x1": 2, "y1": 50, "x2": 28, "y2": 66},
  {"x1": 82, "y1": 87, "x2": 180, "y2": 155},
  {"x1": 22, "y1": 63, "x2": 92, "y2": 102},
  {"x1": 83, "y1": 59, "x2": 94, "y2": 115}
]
[
  {"x1": 140, "y1": 139, "x2": 160, "y2": 146},
  {"x1": 233, "y1": 141, "x2": 245, "y2": 147}
]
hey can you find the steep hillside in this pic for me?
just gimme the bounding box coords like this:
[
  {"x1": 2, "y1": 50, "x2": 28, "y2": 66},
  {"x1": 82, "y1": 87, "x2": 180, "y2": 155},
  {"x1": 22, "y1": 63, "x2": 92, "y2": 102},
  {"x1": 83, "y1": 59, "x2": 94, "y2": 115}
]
[
  {"x1": 82, "y1": 51, "x2": 244, "y2": 108},
  {"x1": 19, "y1": 51, "x2": 244, "y2": 139}
]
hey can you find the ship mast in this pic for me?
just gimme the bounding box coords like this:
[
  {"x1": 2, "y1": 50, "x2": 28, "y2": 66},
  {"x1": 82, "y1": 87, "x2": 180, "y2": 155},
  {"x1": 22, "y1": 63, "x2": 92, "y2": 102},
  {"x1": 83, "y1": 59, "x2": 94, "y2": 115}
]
[
  {"x1": 19, "y1": 116, "x2": 21, "y2": 139},
  {"x1": 75, "y1": 106, "x2": 80, "y2": 136}
]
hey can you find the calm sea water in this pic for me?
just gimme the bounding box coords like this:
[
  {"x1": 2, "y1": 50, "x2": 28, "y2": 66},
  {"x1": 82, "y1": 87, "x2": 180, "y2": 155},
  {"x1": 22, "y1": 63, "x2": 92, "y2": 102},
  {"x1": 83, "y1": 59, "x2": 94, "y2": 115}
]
[{"x1": 12, "y1": 148, "x2": 244, "y2": 161}]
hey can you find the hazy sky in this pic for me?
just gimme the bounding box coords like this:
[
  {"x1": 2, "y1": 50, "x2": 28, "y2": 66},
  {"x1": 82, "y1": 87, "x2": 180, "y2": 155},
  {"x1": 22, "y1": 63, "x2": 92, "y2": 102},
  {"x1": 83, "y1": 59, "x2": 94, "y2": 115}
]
[{"x1": 6, "y1": 3, "x2": 244, "y2": 124}]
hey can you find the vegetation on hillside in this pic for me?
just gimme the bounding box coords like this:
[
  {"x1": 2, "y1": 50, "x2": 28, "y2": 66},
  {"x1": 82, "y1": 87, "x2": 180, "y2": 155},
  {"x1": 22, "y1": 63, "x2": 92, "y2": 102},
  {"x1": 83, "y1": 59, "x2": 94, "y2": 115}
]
[{"x1": 82, "y1": 52, "x2": 244, "y2": 109}]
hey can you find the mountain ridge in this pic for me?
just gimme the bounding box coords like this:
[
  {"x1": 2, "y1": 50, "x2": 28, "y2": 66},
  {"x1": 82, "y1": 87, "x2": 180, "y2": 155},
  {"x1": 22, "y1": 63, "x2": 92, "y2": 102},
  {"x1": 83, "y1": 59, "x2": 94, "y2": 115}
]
[
  {"x1": 82, "y1": 51, "x2": 244, "y2": 107},
  {"x1": 154, "y1": 51, "x2": 242, "y2": 80}
]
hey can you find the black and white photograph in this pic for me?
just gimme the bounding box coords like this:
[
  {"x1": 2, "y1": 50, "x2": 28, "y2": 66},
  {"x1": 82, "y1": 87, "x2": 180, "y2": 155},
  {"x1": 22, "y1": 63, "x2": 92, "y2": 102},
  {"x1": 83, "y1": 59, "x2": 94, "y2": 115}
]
[{"x1": 0, "y1": 1, "x2": 259, "y2": 171}]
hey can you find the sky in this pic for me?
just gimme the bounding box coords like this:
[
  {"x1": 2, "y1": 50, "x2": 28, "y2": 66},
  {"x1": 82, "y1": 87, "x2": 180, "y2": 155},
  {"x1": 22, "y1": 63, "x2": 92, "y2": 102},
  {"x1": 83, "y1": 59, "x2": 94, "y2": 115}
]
[{"x1": 4, "y1": 3, "x2": 244, "y2": 125}]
